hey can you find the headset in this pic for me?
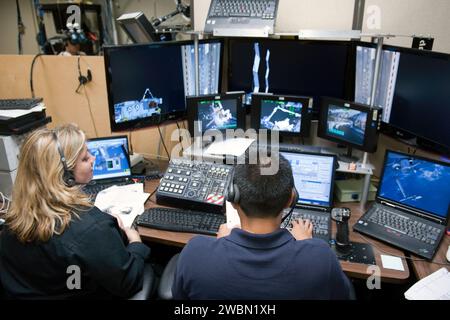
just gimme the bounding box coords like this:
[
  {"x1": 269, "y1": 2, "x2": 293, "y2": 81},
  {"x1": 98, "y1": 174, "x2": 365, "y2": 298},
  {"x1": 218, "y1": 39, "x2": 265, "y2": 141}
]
[
  {"x1": 226, "y1": 176, "x2": 299, "y2": 226},
  {"x1": 52, "y1": 132, "x2": 76, "y2": 187}
]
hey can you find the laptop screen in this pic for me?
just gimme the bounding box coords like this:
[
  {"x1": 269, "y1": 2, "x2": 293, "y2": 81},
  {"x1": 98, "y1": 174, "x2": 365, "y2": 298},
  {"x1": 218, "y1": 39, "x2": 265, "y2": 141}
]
[
  {"x1": 378, "y1": 151, "x2": 450, "y2": 219},
  {"x1": 87, "y1": 137, "x2": 131, "y2": 180},
  {"x1": 281, "y1": 152, "x2": 335, "y2": 207}
]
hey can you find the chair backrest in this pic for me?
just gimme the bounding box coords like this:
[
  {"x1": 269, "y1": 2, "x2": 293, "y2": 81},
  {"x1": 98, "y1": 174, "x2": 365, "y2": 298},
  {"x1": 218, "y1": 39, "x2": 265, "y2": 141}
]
[{"x1": 158, "y1": 253, "x2": 180, "y2": 300}]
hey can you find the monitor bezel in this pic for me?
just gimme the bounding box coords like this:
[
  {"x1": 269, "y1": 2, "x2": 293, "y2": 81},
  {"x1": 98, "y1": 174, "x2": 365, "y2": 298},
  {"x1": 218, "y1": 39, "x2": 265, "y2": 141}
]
[
  {"x1": 227, "y1": 37, "x2": 355, "y2": 115},
  {"x1": 317, "y1": 96, "x2": 381, "y2": 153},
  {"x1": 186, "y1": 92, "x2": 246, "y2": 137},
  {"x1": 103, "y1": 38, "x2": 224, "y2": 132},
  {"x1": 280, "y1": 150, "x2": 337, "y2": 209},
  {"x1": 250, "y1": 93, "x2": 313, "y2": 138},
  {"x1": 86, "y1": 135, "x2": 132, "y2": 181},
  {"x1": 352, "y1": 41, "x2": 450, "y2": 155},
  {"x1": 376, "y1": 149, "x2": 450, "y2": 223}
]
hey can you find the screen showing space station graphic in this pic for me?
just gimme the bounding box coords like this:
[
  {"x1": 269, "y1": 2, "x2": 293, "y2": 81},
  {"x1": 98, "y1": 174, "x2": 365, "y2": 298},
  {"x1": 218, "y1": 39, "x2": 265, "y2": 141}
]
[
  {"x1": 326, "y1": 105, "x2": 367, "y2": 146},
  {"x1": 260, "y1": 99, "x2": 302, "y2": 133},
  {"x1": 197, "y1": 99, "x2": 237, "y2": 131},
  {"x1": 110, "y1": 41, "x2": 221, "y2": 125},
  {"x1": 87, "y1": 138, "x2": 131, "y2": 180},
  {"x1": 379, "y1": 151, "x2": 450, "y2": 218}
]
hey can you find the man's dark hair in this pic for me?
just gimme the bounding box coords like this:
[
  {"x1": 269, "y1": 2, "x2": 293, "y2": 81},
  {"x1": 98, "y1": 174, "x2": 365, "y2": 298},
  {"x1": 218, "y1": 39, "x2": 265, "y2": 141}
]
[{"x1": 233, "y1": 154, "x2": 294, "y2": 218}]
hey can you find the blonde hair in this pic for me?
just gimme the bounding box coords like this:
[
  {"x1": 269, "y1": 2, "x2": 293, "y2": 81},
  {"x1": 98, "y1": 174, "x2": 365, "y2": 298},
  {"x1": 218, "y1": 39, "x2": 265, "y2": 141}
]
[{"x1": 5, "y1": 124, "x2": 92, "y2": 243}]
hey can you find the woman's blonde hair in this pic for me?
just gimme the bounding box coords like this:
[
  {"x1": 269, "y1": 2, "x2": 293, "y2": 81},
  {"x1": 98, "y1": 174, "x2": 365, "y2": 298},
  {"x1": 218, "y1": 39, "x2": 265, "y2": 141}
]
[{"x1": 4, "y1": 124, "x2": 92, "y2": 243}]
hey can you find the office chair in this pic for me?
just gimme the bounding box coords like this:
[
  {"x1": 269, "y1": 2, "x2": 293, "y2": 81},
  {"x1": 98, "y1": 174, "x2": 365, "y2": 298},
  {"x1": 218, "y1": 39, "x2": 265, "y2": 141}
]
[
  {"x1": 157, "y1": 253, "x2": 179, "y2": 300},
  {"x1": 128, "y1": 263, "x2": 156, "y2": 300}
]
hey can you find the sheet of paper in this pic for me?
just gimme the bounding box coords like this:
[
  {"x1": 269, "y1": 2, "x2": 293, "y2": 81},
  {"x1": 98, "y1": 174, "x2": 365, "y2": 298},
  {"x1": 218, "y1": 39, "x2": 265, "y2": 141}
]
[
  {"x1": 0, "y1": 103, "x2": 45, "y2": 119},
  {"x1": 405, "y1": 267, "x2": 450, "y2": 300},
  {"x1": 380, "y1": 255, "x2": 405, "y2": 271},
  {"x1": 226, "y1": 201, "x2": 241, "y2": 228},
  {"x1": 94, "y1": 183, "x2": 149, "y2": 228},
  {"x1": 206, "y1": 138, "x2": 255, "y2": 157}
]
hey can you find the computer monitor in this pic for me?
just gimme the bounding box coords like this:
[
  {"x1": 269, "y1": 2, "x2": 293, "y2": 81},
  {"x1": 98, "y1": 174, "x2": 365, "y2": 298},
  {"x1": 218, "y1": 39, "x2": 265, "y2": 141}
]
[
  {"x1": 104, "y1": 39, "x2": 223, "y2": 132},
  {"x1": 86, "y1": 136, "x2": 131, "y2": 180},
  {"x1": 378, "y1": 150, "x2": 450, "y2": 220},
  {"x1": 250, "y1": 93, "x2": 313, "y2": 137},
  {"x1": 281, "y1": 152, "x2": 336, "y2": 207},
  {"x1": 354, "y1": 42, "x2": 450, "y2": 155},
  {"x1": 228, "y1": 38, "x2": 353, "y2": 115},
  {"x1": 318, "y1": 97, "x2": 382, "y2": 153},
  {"x1": 186, "y1": 92, "x2": 246, "y2": 136}
]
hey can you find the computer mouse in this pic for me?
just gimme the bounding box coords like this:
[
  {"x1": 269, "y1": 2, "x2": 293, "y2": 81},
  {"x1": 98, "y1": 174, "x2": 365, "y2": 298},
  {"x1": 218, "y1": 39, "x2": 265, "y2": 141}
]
[{"x1": 446, "y1": 245, "x2": 450, "y2": 263}]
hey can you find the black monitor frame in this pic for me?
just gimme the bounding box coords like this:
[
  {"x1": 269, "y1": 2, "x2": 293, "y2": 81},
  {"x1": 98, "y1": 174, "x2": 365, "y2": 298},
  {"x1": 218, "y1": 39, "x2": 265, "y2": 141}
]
[
  {"x1": 186, "y1": 92, "x2": 246, "y2": 137},
  {"x1": 250, "y1": 93, "x2": 313, "y2": 138},
  {"x1": 351, "y1": 41, "x2": 450, "y2": 155},
  {"x1": 103, "y1": 38, "x2": 224, "y2": 132},
  {"x1": 227, "y1": 37, "x2": 354, "y2": 116},
  {"x1": 318, "y1": 97, "x2": 382, "y2": 153}
]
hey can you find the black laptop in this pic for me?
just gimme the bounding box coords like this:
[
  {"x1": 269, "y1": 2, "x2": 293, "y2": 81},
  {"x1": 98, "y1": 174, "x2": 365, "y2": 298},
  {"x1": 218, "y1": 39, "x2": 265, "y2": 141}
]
[
  {"x1": 354, "y1": 150, "x2": 450, "y2": 260},
  {"x1": 280, "y1": 151, "x2": 338, "y2": 243},
  {"x1": 84, "y1": 136, "x2": 133, "y2": 196}
]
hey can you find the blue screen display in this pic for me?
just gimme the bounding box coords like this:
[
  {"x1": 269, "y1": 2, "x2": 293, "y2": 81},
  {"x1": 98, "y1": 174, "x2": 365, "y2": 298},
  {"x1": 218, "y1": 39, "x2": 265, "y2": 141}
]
[
  {"x1": 281, "y1": 152, "x2": 335, "y2": 207},
  {"x1": 326, "y1": 104, "x2": 367, "y2": 146},
  {"x1": 379, "y1": 151, "x2": 450, "y2": 218},
  {"x1": 87, "y1": 138, "x2": 131, "y2": 180}
]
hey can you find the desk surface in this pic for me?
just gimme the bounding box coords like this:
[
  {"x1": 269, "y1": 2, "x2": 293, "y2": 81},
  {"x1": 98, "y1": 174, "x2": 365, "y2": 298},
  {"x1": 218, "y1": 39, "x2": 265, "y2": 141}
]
[{"x1": 139, "y1": 179, "x2": 411, "y2": 283}]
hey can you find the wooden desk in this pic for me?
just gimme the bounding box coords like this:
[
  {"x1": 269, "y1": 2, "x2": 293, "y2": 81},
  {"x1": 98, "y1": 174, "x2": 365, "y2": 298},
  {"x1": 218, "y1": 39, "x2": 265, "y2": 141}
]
[
  {"x1": 410, "y1": 234, "x2": 450, "y2": 279},
  {"x1": 138, "y1": 179, "x2": 411, "y2": 283}
]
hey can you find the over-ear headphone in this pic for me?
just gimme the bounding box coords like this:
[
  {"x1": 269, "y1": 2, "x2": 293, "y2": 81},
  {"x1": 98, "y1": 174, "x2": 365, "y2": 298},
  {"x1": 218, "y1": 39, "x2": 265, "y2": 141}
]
[
  {"x1": 226, "y1": 181, "x2": 240, "y2": 204},
  {"x1": 281, "y1": 187, "x2": 299, "y2": 225},
  {"x1": 52, "y1": 132, "x2": 76, "y2": 187}
]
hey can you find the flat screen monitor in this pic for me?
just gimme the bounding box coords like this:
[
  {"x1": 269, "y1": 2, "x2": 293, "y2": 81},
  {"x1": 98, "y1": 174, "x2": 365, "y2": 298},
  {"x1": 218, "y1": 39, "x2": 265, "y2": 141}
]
[
  {"x1": 354, "y1": 42, "x2": 450, "y2": 155},
  {"x1": 104, "y1": 39, "x2": 223, "y2": 132},
  {"x1": 378, "y1": 150, "x2": 450, "y2": 220},
  {"x1": 186, "y1": 92, "x2": 245, "y2": 136},
  {"x1": 318, "y1": 97, "x2": 381, "y2": 153},
  {"x1": 228, "y1": 38, "x2": 353, "y2": 115},
  {"x1": 86, "y1": 136, "x2": 131, "y2": 180},
  {"x1": 281, "y1": 152, "x2": 336, "y2": 208},
  {"x1": 250, "y1": 93, "x2": 313, "y2": 137}
]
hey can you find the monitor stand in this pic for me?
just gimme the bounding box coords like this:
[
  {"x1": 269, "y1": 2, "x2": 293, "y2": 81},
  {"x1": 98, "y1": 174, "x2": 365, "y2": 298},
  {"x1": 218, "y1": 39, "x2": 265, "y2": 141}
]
[{"x1": 337, "y1": 147, "x2": 360, "y2": 163}]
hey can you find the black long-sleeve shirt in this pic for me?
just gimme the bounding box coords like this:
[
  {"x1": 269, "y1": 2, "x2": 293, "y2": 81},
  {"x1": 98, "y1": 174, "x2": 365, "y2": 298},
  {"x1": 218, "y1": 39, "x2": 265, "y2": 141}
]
[{"x1": 0, "y1": 206, "x2": 150, "y2": 299}]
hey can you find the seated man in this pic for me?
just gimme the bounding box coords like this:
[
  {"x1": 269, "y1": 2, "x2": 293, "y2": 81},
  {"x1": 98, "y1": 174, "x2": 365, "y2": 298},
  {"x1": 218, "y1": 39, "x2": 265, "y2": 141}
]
[{"x1": 172, "y1": 154, "x2": 351, "y2": 300}]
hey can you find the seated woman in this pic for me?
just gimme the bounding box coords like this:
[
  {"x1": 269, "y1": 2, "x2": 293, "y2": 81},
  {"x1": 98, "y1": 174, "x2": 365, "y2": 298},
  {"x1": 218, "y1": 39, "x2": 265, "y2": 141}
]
[{"x1": 0, "y1": 124, "x2": 150, "y2": 299}]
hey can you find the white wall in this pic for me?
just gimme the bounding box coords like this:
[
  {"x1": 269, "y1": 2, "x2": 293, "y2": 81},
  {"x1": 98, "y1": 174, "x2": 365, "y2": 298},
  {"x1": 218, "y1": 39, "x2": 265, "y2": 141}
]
[{"x1": 362, "y1": 0, "x2": 450, "y2": 54}]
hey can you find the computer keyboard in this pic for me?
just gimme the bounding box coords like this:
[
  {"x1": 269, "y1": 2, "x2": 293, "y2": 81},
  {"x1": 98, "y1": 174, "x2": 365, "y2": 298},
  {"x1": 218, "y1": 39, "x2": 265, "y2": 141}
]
[
  {"x1": 366, "y1": 207, "x2": 441, "y2": 245},
  {"x1": 136, "y1": 207, "x2": 226, "y2": 236},
  {"x1": 0, "y1": 98, "x2": 43, "y2": 110},
  {"x1": 83, "y1": 181, "x2": 134, "y2": 197},
  {"x1": 281, "y1": 209, "x2": 331, "y2": 242},
  {"x1": 209, "y1": 0, "x2": 277, "y2": 18}
]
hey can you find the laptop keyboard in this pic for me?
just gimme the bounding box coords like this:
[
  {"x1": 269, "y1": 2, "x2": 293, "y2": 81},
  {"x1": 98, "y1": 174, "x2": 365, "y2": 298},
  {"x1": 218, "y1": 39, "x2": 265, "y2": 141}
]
[
  {"x1": 281, "y1": 209, "x2": 331, "y2": 242},
  {"x1": 366, "y1": 207, "x2": 441, "y2": 245},
  {"x1": 83, "y1": 181, "x2": 134, "y2": 197},
  {"x1": 209, "y1": 0, "x2": 277, "y2": 18}
]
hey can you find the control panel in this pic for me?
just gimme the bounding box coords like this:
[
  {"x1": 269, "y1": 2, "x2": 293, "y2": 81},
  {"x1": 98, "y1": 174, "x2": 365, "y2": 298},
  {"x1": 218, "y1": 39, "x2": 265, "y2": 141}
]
[{"x1": 156, "y1": 159, "x2": 233, "y2": 213}]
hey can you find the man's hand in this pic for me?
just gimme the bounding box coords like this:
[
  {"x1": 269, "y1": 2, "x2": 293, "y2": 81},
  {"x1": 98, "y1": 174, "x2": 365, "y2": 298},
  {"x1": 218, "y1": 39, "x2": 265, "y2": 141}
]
[
  {"x1": 289, "y1": 219, "x2": 313, "y2": 240},
  {"x1": 217, "y1": 223, "x2": 239, "y2": 239}
]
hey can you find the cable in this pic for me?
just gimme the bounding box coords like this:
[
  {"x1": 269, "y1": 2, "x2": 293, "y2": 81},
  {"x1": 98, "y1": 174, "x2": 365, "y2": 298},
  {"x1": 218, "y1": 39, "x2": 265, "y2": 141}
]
[
  {"x1": 148, "y1": 185, "x2": 160, "y2": 204},
  {"x1": 157, "y1": 125, "x2": 171, "y2": 161},
  {"x1": 129, "y1": 130, "x2": 134, "y2": 154},
  {"x1": 0, "y1": 192, "x2": 11, "y2": 214},
  {"x1": 355, "y1": 232, "x2": 450, "y2": 266},
  {"x1": 30, "y1": 53, "x2": 44, "y2": 98},
  {"x1": 81, "y1": 84, "x2": 98, "y2": 137},
  {"x1": 76, "y1": 56, "x2": 98, "y2": 137},
  {"x1": 176, "y1": 121, "x2": 184, "y2": 154},
  {"x1": 16, "y1": 0, "x2": 24, "y2": 54}
]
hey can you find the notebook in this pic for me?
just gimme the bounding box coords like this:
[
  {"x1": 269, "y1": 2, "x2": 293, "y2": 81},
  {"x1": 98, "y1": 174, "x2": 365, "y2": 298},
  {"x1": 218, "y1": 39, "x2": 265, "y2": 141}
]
[
  {"x1": 84, "y1": 136, "x2": 133, "y2": 193},
  {"x1": 354, "y1": 150, "x2": 450, "y2": 260},
  {"x1": 280, "y1": 151, "x2": 337, "y2": 241},
  {"x1": 204, "y1": 0, "x2": 279, "y2": 37}
]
